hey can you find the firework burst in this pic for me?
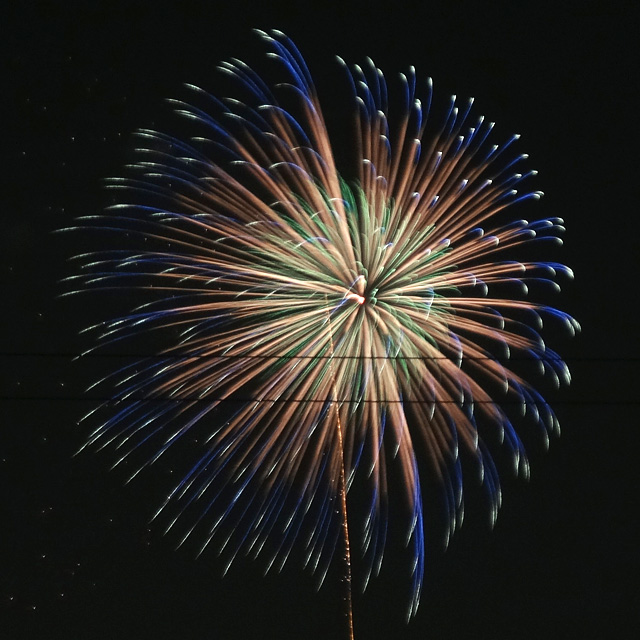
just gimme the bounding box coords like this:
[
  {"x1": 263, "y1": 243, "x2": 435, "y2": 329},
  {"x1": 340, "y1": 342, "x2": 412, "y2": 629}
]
[{"x1": 68, "y1": 29, "x2": 577, "y2": 621}]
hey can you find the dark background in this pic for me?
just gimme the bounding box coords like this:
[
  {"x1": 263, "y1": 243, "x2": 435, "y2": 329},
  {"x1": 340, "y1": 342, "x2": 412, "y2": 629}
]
[{"x1": 3, "y1": 1, "x2": 638, "y2": 638}]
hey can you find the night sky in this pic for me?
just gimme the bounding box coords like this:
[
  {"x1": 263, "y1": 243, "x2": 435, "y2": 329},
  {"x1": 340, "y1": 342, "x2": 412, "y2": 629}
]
[{"x1": 3, "y1": 2, "x2": 639, "y2": 639}]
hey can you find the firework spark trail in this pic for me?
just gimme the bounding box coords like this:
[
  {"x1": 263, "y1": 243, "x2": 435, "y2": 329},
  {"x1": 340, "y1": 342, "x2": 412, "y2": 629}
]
[{"x1": 67, "y1": 29, "x2": 578, "y2": 622}]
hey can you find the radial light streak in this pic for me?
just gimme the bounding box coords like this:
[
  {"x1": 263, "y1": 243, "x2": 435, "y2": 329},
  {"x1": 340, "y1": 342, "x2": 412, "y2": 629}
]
[{"x1": 68, "y1": 29, "x2": 578, "y2": 622}]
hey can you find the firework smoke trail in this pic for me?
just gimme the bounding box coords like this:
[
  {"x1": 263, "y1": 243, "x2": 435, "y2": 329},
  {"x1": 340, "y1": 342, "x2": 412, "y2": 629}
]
[{"x1": 67, "y1": 29, "x2": 578, "y2": 626}]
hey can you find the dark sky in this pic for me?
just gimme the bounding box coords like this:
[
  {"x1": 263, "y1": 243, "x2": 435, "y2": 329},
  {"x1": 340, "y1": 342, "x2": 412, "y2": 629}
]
[{"x1": 3, "y1": 2, "x2": 638, "y2": 639}]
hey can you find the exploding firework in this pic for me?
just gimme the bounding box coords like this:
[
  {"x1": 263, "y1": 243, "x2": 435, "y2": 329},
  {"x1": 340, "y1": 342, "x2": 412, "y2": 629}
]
[{"x1": 69, "y1": 29, "x2": 577, "y2": 622}]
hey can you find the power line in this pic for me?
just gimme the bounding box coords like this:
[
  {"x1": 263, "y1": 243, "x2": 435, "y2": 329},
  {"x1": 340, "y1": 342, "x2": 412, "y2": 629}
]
[
  {"x1": 2, "y1": 396, "x2": 637, "y2": 406},
  {"x1": 1, "y1": 352, "x2": 638, "y2": 362}
]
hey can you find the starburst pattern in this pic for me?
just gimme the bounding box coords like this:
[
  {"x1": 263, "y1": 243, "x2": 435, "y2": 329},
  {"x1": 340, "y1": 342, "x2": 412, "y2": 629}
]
[{"x1": 69, "y1": 30, "x2": 577, "y2": 617}]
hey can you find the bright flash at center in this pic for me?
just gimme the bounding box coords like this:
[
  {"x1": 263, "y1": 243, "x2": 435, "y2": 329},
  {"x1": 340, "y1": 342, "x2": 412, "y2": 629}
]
[{"x1": 345, "y1": 292, "x2": 366, "y2": 305}]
